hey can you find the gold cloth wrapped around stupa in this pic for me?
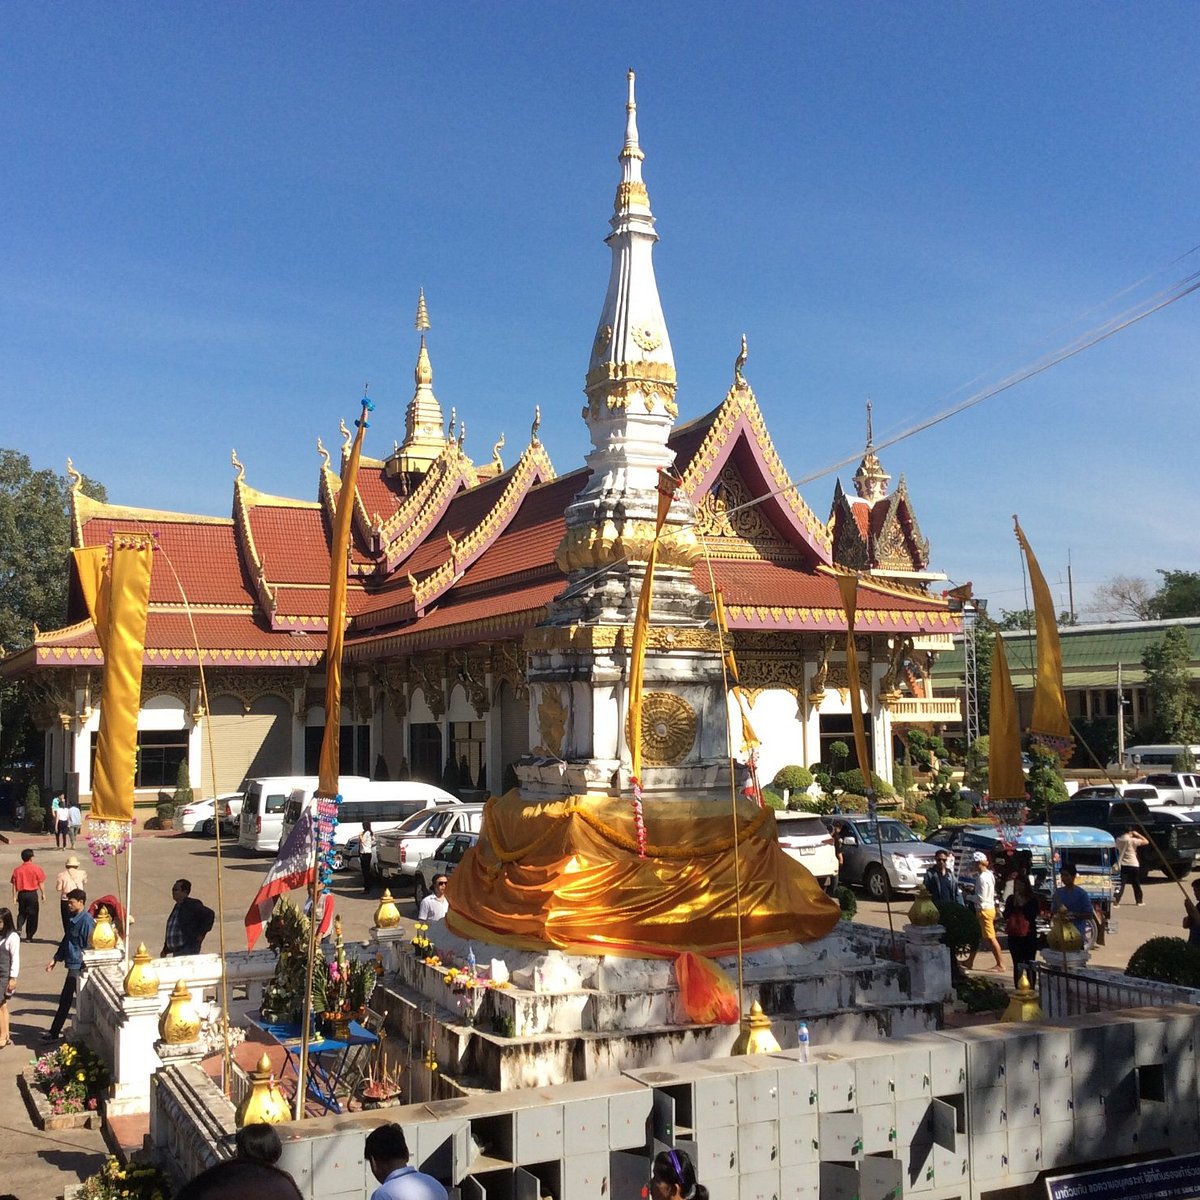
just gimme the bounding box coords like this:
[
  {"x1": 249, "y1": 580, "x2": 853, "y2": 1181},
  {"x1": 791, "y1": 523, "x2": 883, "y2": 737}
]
[{"x1": 446, "y1": 791, "x2": 841, "y2": 958}]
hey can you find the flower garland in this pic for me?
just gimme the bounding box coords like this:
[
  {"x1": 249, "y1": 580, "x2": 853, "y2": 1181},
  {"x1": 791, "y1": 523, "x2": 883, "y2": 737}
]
[
  {"x1": 314, "y1": 792, "x2": 343, "y2": 888},
  {"x1": 86, "y1": 816, "x2": 135, "y2": 867},
  {"x1": 629, "y1": 775, "x2": 648, "y2": 859}
]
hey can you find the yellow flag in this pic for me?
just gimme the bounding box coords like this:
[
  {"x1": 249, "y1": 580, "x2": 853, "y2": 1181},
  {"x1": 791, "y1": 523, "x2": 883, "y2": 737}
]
[
  {"x1": 627, "y1": 471, "x2": 678, "y2": 781},
  {"x1": 318, "y1": 402, "x2": 371, "y2": 798},
  {"x1": 988, "y1": 634, "x2": 1027, "y2": 801},
  {"x1": 835, "y1": 573, "x2": 873, "y2": 790},
  {"x1": 74, "y1": 537, "x2": 154, "y2": 823},
  {"x1": 1014, "y1": 518, "x2": 1074, "y2": 764}
]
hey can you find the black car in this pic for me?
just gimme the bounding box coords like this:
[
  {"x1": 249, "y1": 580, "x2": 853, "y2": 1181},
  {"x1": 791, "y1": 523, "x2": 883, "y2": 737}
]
[{"x1": 1048, "y1": 796, "x2": 1200, "y2": 879}]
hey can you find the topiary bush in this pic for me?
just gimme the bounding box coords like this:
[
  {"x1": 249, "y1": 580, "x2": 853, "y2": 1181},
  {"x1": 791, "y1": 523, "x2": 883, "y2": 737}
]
[
  {"x1": 834, "y1": 885, "x2": 857, "y2": 921},
  {"x1": 172, "y1": 760, "x2": 193, "y2": 809},
  {"x1": 773, "y1": 765, "x2": 814, "y2": 793},
  {"x1": 832, "y1": 793, "x2": 870, "y2": 813},
  {"x1": 837, "y1": 769, "x2": 896, "y2": 798},
  {"x1": 916, "y1": 798, "x2": 940, "y2": 831},
  {"x1": 936, "y1": 900, "x2": 980, "y2": 967},
  {"x1": 903, "y1": 810, "x2": 929, "y2": 831},
  {"x1": 761, "y1": 788, "x2": 786, "y2": 810},
  {"x1": 24, "y1": 782, "x2": 45, "y2": 833},
  {"x1": 1126, "y1": 937, "x2": 1200, "y2": 988}
]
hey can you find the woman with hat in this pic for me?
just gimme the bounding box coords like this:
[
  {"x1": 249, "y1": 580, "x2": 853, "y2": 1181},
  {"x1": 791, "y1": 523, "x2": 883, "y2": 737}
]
[
  {"x1": 965, "y1": 851, "x2": 1005, "y2": 973},
  {"x1": 55, "y1": 856, "x2": 88, "y2": 935}
]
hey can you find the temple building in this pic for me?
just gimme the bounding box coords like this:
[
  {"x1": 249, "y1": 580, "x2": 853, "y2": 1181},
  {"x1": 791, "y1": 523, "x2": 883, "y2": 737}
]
[{"x1": 3, "y1": 74, "x2": 961, "y2": 805}]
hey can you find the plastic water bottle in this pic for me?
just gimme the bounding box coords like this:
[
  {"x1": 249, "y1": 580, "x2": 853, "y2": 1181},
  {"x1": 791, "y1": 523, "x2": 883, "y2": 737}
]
[
  {"x1": 467, "y1": 945, "x2": 477, "y2": 976},
  {"x1": 798, "y1": 1021, "x2": 810, "y2": 1062}
]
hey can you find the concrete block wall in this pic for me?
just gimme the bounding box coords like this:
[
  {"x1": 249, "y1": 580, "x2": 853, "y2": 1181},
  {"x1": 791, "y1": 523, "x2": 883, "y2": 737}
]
[{"x1": 149, "y1": 1005, "x2": 1200, "y2": 1200}]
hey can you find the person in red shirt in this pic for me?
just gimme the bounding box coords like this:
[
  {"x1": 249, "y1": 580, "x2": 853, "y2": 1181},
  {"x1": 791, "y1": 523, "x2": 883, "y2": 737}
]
[{"x1": 10, "y1": 848, "x2": 46, "y2": 942}]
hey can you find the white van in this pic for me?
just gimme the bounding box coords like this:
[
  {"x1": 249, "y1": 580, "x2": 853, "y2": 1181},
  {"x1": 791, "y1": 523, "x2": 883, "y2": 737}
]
[
  {"x1": 238, "y1": 775, "x2": 368, "y2": 853},
  {"x1": 279, "y1": 779, "x2": 459, "y2": 869},
  {"x1": 1113, "y1": 745, "x2": 1200, "y2": 772}
]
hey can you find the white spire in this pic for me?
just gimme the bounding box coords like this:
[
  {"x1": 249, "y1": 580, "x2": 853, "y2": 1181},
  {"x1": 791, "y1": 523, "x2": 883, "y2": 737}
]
[{"x1": 584, "y1": 69, "x2": 677, "y2": 426}]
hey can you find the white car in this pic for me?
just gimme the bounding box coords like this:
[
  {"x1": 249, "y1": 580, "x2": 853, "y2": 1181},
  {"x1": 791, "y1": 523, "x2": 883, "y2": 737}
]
[
  {"x1": 375, "y1": 803, "x2": 486, "y2": 882},
  {"x1": 173, "y1": 793, "x2": 246, "y2": 835},
  {"x1": 173, "y1": 798, "x2": 217, "y2": 834},
  {"x1": 773, "y1": 811, "x2": 839, "y2": 892}
]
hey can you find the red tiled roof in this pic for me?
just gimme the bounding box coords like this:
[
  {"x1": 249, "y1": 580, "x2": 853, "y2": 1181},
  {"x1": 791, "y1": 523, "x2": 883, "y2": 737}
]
[
  {"x1": 81, "y1": 517, "x2": 251, "y2": 607},
  {"x1": 33, "y1": 611, "x2": 325, "y2": 666},
  {"x1": 355, "y1": 464, "x2": 407, "y2": 528},
  {"x1": 248, "y1": 507, "x2": 331, "y2": 585},
  {"x1": 400, "y1": 471, "x2": 514, "y2": 579}
]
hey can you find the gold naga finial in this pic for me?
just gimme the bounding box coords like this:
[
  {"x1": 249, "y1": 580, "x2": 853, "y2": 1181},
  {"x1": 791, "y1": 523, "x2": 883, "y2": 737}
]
[
  {"x1": 491, "y1": 432, "x2": 505, "y2": 470},
  {"x1": 316, "y1": 437, "x2": 331, "y2": 470},
  {"x1": 734, "y1": 334, "x2": 748, "y2": 387},
  {"x1": 230, "y1": 449, "x2": 246, "y2": 483},
  {"x1": 415, "y1": 287, "x2": 431, "y2": 332},
  {"x1": 531, "y1": 405, "x2": 541, "y2": 443},
  {"x1": 339, "y1": 418, "x2": 352, "y2": 449},
  {"x1": 65, "y1": 457, "x2": 83, "y2": 492},
  {"x1": 458, "y1": 419, "x2": 466, "y2": 448}
]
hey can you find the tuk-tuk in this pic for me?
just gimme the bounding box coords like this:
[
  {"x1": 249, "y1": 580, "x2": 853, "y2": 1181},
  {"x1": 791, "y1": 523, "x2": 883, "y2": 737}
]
[{"x1": 951, "y1": 825, "x2": 1118, "y2": 947}]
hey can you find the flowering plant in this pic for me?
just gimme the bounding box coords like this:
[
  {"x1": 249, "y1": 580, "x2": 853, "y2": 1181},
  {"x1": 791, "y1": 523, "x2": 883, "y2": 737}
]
[
  {"x1": 78, "y1": 1154, "x2": 168, "y2": 1200},
  {"x1": 411, "y1": 922, "x2": 434, "y2": 957},
  {"x1": 30, "y1": 1041, "x2": 110, "y2": 1115},
  {"x1": 311, "y1": 916, "x2": 376, "y2": 1015}
]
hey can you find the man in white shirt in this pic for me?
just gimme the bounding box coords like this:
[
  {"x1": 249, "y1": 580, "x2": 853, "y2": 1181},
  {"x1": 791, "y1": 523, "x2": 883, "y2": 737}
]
[
  {"x1": 965, "y1": 851, "x2": 1005, "y2": 972},
  {"x1": 417, "y1": 875, "x2": 450, "y2": 923}
]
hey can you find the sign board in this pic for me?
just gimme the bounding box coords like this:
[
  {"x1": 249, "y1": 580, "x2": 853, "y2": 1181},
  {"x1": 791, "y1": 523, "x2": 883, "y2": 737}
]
[{"x1": 1047, "y1": 1153, "x2": 1200, "y2": 1200}]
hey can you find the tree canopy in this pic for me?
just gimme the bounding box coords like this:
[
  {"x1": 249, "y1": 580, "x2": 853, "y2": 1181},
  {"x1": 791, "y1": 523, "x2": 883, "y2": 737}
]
[
  {"x1": 1149, "y1": 571, "x2": 1200, "y2": 620},
  {"x1": 1090, "y1": 570, "x2": 1200, "y2": 622},
  {"x1": 1141, "y1": 625, "x2": 1200, "y2": 742}
]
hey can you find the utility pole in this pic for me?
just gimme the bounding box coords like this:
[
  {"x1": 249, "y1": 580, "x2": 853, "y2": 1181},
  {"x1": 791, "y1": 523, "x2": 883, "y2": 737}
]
[{"x1": 1116, "y1": 661, "x2": 1126, "y2": 763}]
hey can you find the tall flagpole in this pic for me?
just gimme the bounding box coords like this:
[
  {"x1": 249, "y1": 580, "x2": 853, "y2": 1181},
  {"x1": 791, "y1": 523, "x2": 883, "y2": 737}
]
[{"x1": 296, "y1": 391, "x2": 373, "y2": 1120}]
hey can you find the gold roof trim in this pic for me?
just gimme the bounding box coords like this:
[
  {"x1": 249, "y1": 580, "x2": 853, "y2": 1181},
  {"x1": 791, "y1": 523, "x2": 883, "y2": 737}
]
[
  {"x1": 677, "y1": 381, "x2": 831, "y2": 554},
  {"x1": 74, "y1": 490, "x2": 234, "y2": 532},
  {"x1": 376, "y1": 444, "x2": 480, "y2": 560},
  {"x1": 410, "y1": 440, "x2": 557, "y2": 610}
]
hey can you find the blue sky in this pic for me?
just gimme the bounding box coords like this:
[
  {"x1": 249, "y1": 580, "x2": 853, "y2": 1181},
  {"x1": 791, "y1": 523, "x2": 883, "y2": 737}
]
[{"x1": 2, "y1": 3, "x2": 1196, "y2": 618}]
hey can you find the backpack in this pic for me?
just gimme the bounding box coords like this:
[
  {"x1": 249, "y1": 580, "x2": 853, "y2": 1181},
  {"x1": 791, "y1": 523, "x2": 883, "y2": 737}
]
[{"x1": 1005, "y1": 909, "x2": 1031, "y2": 939}]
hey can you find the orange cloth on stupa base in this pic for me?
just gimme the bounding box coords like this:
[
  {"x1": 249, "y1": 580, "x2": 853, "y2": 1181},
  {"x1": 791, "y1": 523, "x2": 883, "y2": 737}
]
[{"x1": 446, "y1": 790, "x2": 841, "y2": 959}]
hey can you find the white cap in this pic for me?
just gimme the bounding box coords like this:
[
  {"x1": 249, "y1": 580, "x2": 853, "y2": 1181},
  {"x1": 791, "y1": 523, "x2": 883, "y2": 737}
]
[{"x1": 972, "y1": 851, "x2": 988, "y2": 864}]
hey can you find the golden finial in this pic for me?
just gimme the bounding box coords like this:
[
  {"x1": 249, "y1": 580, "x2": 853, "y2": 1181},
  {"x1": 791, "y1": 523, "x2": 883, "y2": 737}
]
[
  {"x1": 448, "y1": 407, "x2": 457, "y2": 441},
  {"x1": 734, "y1": 334, "x2": 748, "y2": 387},
  {"x1": 415, "y1": 288, "x2": 431, "y2": 332},
  {"x1": 373, "y1": 889, "x2": 401, "y2": 929},
  {"x1": 531, "y1": 405, "x2": 541, "y2": 443},
  {"x1": 65, "y1": 458, "x2": 83, "y2": 492},
  {"x1": 230, "y1": 448, "x2": 245, "y2": 483},
  {"x1": 339, "y1": 418, "x2": 352, "y2": 448},
  {"x1": 1001, "y1": 970, "x2": 1045, "y2": 1023},
  {"x1": 865, "y1": 396, "x2": 874, "y2": 448},
  {"x1": 458, "y1": 420, "x2": 466, "y2": 448},
  {"x1": 731, "y1": 1000, "x2": 781, "y2": 1055},
  {"x1": 316, "y1": 437, "x2": 331, "y2": 470},
  {"x1": 123, "y1": 943, "x2": 160, "y2": 998},
  {"x1": 491, "y1": 433, "x2": 505, "y2": 471}
]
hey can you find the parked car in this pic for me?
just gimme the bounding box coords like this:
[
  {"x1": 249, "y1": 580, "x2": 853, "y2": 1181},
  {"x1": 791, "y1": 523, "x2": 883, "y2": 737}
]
[
  {"x1": 1139, "y1": 773, "x2": 1200, "y2": 807},
  {"x1": 773, "y1": 812, "x2": 839, "y2": 892},
  {"x1": 173, "y1": 798, "x2": 218, "y2": 834},
  {"x1": 1071, "y1": 783, "x2": 1164, "y2": 806},
  {"x1": 1048, "y1": 795, "x2": 1200, "y2": 879},
  {"x1": 375, "y1": 803, "x2": 487, "y2": 881},
  {"x1": 823, "y1": 815, "x2": 940, "y2": 900},
  {"x1": 414, "y1": 831, "x2": 480, "y2": 903}
]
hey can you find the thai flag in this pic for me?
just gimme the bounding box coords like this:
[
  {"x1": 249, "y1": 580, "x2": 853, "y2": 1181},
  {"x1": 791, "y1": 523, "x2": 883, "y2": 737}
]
[{"x1": 244, "y1": 810, "x2": 324, "y2": 949}]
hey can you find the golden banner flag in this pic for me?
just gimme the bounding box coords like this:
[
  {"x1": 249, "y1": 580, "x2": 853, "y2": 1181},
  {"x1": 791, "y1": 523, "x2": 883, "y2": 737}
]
[
  {"x1": 73, "y1": 537, "x2": 154, "y2": 823},
  {"x1": 318, "y1": 401, "x2": 371, "y2": 798},
  {"x1": 989, "y1": 633, "x2": 1027, "y2": 801},
  {"x1": 627, "y1": 470, "x2": 679, "y2": 781},
  {"x1": 835, "y1": 573, "x2": 873, "y2": 789},
  {"x1": 1013, "y1": 517, "x2": 1074, "y2": 763}
]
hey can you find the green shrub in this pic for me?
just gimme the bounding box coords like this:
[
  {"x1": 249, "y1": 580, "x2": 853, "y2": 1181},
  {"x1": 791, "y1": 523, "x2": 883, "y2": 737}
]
[
  {"x1": 837, "y1": 769, "x2": 896, "y2": 798},
  {"x1": 903, "y1": 810, "x2": 929, "y2": 831},
  {"x1": 964, "y1": 737, "x2": 990, "y2": 790},
  {"x1": 916, "y1": 799, "x2": 940, "y2": 830},
  {"x1": 773, "y1": 765, "x2": 814, "y2": 792},
  {"x1": 956, "y1": 975, "x2": 1008, "y2": 1012},
  {"x1": 172, "y1": 760, "x2": 193, "y2": 809},
  {"x1": 951, "y1": 795, "x2": 976, "y2": 820},
  {"x1": 936, "y1": 900, "x2": 980, "y2": 962},
  {"x1": 761, "y1": 788, "x2": 786, "y2": 810},
  {"x1": 893, "y1": 763, "x2": 915, "y2": 797},
  {"x1": 24, "y1": 782, "x2": 45, "y2": 833},
  {"x1": 1126, "y1": 937, "x2": 1200, "y2": 988},
  {"x1": 790, "y1": 792, "x2": 836, "y2": 815},
  {"x1": 832, "y1": 793, "x2": 869, "y2": 813},
  {"x1": 834, "y1": 885, "x2": 857, "y2": 921}
]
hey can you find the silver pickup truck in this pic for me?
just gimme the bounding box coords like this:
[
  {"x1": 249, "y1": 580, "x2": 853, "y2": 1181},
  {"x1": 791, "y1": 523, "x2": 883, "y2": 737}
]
[
  {"x1": 1140, "y1": 773, "x2": 1200, "y2": 806},
  {"x1": 375, "y1": 803, "x2": 486, "y2": 889}
]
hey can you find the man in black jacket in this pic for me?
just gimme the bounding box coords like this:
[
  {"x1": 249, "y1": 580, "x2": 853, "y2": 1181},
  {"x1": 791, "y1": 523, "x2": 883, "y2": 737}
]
[
  {"x1": 922, "y1": 850, "x2": 960, "y2": 904},
  {"x1": 161, "y1": 879, "x2": 215, "y2": 956}
]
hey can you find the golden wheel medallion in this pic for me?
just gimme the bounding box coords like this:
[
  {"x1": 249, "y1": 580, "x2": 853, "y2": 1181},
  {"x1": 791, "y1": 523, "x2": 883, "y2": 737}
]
[{"x1": 627, "y1": 692, "x2": 696, "y2": 765}]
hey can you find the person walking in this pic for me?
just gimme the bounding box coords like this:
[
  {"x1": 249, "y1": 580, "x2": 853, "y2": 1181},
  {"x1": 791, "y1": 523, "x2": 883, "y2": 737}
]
[
  {"x1": 966, "y1": 851, "x2": 1005, "y2": 973},
  {"x1": 922, "y1": 850, "x2": 960, "y2": 904},
  {"x1": 0, "y1": 907, "x2": 19, "y2": 1048},
  {"x1": 651, "y1": 1148, "x2": 710, "y2": 1200},
  {"x1": 365, "y1": 1123, "x2": 448, "y2": 1200},
  {"x1": 49, "y1": 794, "x2": 62, "y2": 844},
  {"x1": 1115, "y1": 826, "x2": 1150, "y2": 906},
  {"x1": 67, "y1": 801, "x2": 83, "y2": 850},
  {"x1": 53, "y1": 795, "x2": 70, "y2": 849},
  {"x1": 10, "y1": 848, "x2": 46, "y2": 942},
  {"x1": 55, "y1": 856, "x2": 89, "y2": 933},
  {"x1": 360, "y1": 821, "x2": 377, "y2": 894},
  {"x1": 1003, "y1": 873, "x2": 1041, "y2": 987},
  {"x1": 44, "y1": 888, "x2": 95, "y2": 1041},
  {"x1": 161, "y1": 879, "x2": 215, "y2": 956}
]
